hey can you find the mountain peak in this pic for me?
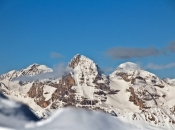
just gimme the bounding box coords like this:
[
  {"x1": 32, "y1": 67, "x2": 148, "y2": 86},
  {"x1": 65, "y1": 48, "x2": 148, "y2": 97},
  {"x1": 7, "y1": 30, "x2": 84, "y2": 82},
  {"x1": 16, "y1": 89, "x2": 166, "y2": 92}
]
[
  {"x1": 117, "y1": 62, "x2": 140, "y2": 71},
  {"x1": 69, "y1": 54, "x2": 97, "y2": 69},
  {"x1": 25, "y1": 63, "x2": 40, "y2": 70},
  {"x1": 0, "y1": 64, "x2": 52, "y2": 81},
  {"x1": 69, "y1": 54, "x2": 81, "y2": 69},
  {"x1": 110, "y1": 62, "x2": 141, "y2": 79},
  {"x1": 24, "y1": 63, "x2": 52, "y2": 72}
]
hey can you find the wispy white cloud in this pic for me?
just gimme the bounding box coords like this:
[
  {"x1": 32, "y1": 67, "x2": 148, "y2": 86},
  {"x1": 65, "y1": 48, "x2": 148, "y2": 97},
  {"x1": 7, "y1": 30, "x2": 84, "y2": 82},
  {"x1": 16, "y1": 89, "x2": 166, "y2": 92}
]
[
  {"x1": 146, "y1": 62, "x2": 175, "y2": 70},
  {"x1": 50, "y1": 52, "x2": 64, "y2": 58}
]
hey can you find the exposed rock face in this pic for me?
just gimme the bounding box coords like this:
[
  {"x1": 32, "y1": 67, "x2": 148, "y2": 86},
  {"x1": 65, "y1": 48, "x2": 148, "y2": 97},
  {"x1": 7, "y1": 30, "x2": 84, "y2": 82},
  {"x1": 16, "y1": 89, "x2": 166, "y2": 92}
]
[
  {"x1": 127, "y1": 87, "x2": 143, "y2": 110},
  {"x1": 28, "y1": 82, "x2": 50, "y2": 108},
  {"x1": 24, "y1": 55, "x2": 119, "y2": 117},
  {"x1": 127, "y1": 86, "x2": 159, "y2": 110},
  {"x1": 116, "y1": 72, "x2": 131, "y2": 82},
  {"x1": 27, "y1": 74, "x2": 77, "y2": 109},
  {"x1": 69, "y1": 54, "x2": 81, "y2": 69},
  {"x1": 93, "y1": 74, "x2": 110, "y2": 90},
  {"x1": 50, "y1": 74, "x2": 76, "y2": 108},
  {"x1": 131, "y1": 76, "x2": 146, "y2": 84}
]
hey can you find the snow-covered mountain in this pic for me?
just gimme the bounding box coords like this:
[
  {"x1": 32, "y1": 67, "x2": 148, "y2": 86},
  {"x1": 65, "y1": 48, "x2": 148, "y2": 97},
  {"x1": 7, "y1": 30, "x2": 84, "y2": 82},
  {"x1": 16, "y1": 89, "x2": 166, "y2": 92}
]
[
  {"x1": 110, "y1": 62, "x2": 175, "y2": 128},
  {"x1": 0, "y1": 55, "x2": 118, "y2": 118},
  {"x1": 0, "y1": 64, "x2": 52, "y2": 81},
  {"x1": 1, "y1": 54, "x2": 175, "y2": 129}
]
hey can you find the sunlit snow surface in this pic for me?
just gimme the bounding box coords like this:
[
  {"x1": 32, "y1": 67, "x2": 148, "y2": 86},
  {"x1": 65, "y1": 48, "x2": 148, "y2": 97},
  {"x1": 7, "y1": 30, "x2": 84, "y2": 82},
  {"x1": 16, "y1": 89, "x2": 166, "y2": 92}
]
[
  {"x1": 0, "y1": 106, "x2": 139, "y2": 130},
  {"x1": 0, "y1": 93, "x2": 173, "y2": 130}
]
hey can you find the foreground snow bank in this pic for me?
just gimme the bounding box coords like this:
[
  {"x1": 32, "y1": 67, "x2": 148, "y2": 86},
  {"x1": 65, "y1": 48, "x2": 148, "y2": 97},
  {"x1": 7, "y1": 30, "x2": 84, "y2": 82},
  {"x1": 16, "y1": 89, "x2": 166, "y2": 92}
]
[
  {"x1": 0, "y1": 92, "x2": 39, "y2": 129},
  {"x1": 25, "y1": 107, "x2": 137, "y2": 130},
  {"x1": 0, "y1": 100, "x2": 138, "y2": 130}
]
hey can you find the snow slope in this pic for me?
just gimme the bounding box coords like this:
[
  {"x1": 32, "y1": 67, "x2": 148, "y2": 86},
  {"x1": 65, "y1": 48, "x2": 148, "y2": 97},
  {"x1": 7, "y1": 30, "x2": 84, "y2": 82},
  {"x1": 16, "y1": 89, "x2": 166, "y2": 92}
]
[{"x1": 1, "y1": 54, "x2": 175, "y2": 129}]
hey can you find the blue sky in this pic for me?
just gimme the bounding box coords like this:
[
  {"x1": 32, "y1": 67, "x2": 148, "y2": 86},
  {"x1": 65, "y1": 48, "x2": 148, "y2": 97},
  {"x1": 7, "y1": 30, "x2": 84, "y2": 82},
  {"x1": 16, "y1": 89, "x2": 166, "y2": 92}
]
[{"x1": 0, "y1": 0, "x2": 175, "y2": 78}]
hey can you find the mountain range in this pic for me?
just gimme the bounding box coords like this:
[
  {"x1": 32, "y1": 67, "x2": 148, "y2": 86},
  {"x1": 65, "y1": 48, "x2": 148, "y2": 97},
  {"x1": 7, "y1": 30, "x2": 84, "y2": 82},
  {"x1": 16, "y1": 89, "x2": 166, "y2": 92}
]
[{"x1": 1, "y1": 54, "x2": 175, "y2": 129}]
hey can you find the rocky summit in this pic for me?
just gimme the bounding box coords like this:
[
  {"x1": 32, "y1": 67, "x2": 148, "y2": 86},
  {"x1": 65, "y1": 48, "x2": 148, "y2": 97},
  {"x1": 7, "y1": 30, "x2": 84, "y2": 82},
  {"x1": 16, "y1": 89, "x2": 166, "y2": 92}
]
[{"x1": 1, "y1": 54, "x2": 175, "y2": 129}]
